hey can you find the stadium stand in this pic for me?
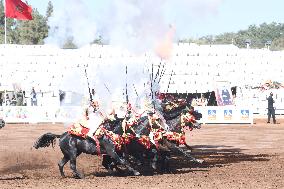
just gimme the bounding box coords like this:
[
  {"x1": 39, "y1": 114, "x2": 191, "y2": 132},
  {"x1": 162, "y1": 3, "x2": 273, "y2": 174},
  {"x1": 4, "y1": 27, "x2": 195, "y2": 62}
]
[{"x1": 1, "y1": 43, "x2": 284, "y2": 117}]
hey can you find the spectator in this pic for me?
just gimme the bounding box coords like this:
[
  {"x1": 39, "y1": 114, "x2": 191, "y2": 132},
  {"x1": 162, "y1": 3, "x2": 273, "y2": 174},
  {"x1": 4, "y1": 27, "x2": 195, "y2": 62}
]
[
  {"x1": 5, "y1": 94, "x2": 10, "y2": 106},
  {"x1": 11, "y1": 94, "x2": 17, "y2": 106},
  {"x1": 22, "y1": 91, "x2": 27, "y2": 106},
  {"x1": 191, "y1": 98, "x2": 198, "y2": 106},
  {"x1": 30, "y1": 87, "x2": 37, "y2": 106},
  {"x1": 232, "y1": 94, "x2": 237, "y2": 106},
  {"x1": 16, "y1": 90, "x2": 24, "y2": 106},
  {"x1": 199, "y1": 95, "x2": 208, "y2": 106},
  {"x1": 0, "y1": 93, "x2": 3, "y2": 106},
  {"x1": 266, "y1": 92, "x2": 276, "y2": 124}
]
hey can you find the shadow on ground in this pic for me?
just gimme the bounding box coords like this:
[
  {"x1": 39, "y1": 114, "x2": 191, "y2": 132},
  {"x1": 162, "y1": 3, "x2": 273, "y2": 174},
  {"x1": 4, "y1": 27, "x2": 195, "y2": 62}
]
[
  {"x1": 169, "y1": 144, "x2": 271, "y2": 173},
  {"x1": 87, "y1": 144, "x2": 272, "y2": 177}
]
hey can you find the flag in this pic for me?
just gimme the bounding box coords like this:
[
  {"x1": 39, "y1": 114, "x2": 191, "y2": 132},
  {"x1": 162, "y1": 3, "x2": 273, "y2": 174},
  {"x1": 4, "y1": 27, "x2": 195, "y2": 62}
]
[{"x1": 5, "y1": 0, "x2": 33, "y2": 20}]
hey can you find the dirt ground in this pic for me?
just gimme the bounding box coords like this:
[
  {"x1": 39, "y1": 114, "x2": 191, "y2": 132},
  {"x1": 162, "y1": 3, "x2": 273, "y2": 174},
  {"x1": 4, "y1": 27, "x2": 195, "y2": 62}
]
[{"x1": 0, "y1": 118, "x2": 284, "y2": 189}]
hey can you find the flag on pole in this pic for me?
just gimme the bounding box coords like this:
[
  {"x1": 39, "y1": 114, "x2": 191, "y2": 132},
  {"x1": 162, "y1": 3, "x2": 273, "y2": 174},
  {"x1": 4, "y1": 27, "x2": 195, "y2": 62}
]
[{"x1": 5, "y1": 0, "x2": 33, "y2": 20}]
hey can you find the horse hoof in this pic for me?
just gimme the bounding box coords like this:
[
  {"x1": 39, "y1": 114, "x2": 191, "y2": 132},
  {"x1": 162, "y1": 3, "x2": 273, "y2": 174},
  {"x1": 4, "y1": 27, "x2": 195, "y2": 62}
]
[
  {"x1": 133, "y1": 171, "x2": 140, "y2": 176},
  {"x1": 151, "y1": 162, "x2": 157, "y2": 170},
  {"x1": 60, "y1": 174, "x2": 66, "y2": 178},
  {"x1": 74, "y1": 174, "x2": 84, "y2": 179},
  {"x1": 196, "y1": 159, "x2": 204, "y2": 164},
  {"x1": 107, "y1": 169, "x2": 114, "y2": 175},
  {"x1": 136, "y1": 161, "x2": 142, "y2": 166}
]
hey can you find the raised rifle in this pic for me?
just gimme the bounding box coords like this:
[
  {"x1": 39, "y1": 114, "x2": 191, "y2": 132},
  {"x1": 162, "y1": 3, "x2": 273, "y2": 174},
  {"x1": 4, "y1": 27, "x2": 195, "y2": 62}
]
[{"x1": 84, "y1": 67, "x2": 93, "y2": 102}]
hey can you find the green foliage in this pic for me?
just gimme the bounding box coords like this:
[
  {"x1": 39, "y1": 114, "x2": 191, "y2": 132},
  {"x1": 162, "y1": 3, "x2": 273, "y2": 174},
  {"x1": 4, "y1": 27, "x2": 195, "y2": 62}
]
[
  {"x1": 62, "y1": 37, "x2": 78, "y2": 49},
  {"x1": 0, "y1": 1, "x2": 51, "y2": 45},
  {"x1": 181, "y1": 22, "x2": 284, "y2": 51},
  {"x1": 15, "y1": 9, "x2": 48, "y2": 44},
  {"x1": 1, "y1": 0, "x2": 284, "y2": 50},
  {"x1": 46, "y1": 1, "x2": 53, "y2": 18}
]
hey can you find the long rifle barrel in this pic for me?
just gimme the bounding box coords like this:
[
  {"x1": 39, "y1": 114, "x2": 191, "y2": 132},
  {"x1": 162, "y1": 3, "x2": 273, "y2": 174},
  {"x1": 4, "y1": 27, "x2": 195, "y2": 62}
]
[
  {"x1": 125, "y1": 65, "x2": 129, "y2": 104},
  {"x1": 84, "y1": 67, "x2": 93, "y2": 102},
  {"x1": 166, "y1": 69, "x2": 174, "y2": 93}
]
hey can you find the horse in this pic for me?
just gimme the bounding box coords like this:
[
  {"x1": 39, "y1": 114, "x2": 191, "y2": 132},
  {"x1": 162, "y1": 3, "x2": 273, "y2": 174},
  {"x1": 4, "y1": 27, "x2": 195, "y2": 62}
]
[
  {"x1": 33, "y1": 129, "x2": 140, "y2": 179},
  {"x1": 0, "y1": 119, "x2": 5, "y2": 129},
  {"x1": 102, "y1": 117, "x2": 160, "y2": 171},
  {"x1": 129, "y1": 114, "x2": 204, "y2": 171}
]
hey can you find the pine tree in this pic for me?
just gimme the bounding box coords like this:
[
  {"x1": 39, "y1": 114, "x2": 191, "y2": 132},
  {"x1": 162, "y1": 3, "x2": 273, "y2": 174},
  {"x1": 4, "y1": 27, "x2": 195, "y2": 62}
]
[
  {"x1": 15, "y1": 9, "x2": 49, "y2": 44},
  {"x1": 46, "y1": 1, "x2": 53, "y2": 19}
]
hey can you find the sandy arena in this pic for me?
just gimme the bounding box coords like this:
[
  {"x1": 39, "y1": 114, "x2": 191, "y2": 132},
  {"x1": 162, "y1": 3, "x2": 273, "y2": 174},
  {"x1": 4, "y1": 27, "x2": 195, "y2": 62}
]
[{"x1": 0, "y1": 118, "x2": 284, "y2": 189}]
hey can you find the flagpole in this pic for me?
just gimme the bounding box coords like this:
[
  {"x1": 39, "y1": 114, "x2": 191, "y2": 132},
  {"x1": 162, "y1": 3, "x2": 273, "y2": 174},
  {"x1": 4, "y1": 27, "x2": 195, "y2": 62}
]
[{"x1": 4, "y1": 0, "x2": 7, "y2": 44}]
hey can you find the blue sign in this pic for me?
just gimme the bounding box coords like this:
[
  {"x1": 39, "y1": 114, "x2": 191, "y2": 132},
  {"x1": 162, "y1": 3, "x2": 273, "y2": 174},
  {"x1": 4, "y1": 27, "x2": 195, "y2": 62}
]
[
  {"x1": 208, "y1": 110, "x2": 216, "y2": 120},
  {"x1": 224, "y1": 109, "x2": 232, "y2": 120},
  {"x1": 241, "y1": 110, "x2": 249, "y2": 120}
]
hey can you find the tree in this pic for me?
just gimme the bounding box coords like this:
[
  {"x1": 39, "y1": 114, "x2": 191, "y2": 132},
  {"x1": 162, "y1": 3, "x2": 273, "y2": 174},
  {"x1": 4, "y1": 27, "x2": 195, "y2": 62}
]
[
  {"x1": 271, "y1": 36, "x2": 284, "y2": 50},
  {"x1": 46, "y1": 1, "x2": 53, "y2": 19},
  {"x1": 15, "y1": 9, "x2": 48, "y2": 44},
  {"x1": 62, "y1": 37, "x2": 78, "y2": 49}
]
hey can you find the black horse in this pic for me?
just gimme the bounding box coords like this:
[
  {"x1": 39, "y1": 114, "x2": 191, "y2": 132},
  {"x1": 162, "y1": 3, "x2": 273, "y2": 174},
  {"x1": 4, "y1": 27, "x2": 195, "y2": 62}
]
[
  {"x1": 103, "y1": 117, "x2": 160, "y2": 171},
  {"x1": 34, "y1": 130, "x2": 140, "y2": 179},
  {"x1": 129, "y1": 114, "x2": 204, "y2": 168},
  {"x1": 162, "y1": 105, "x2": 202, "y2": 148},
  {"x1": 0, "y1": 119, "x2": 5, "y2": 129}
]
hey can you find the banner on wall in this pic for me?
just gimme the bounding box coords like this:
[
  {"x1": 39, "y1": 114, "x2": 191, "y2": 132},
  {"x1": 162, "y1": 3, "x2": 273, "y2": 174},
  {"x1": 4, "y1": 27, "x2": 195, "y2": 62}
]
[
  {"x1": 224, "y1": 109, "x2": 233, "y2": 120},
  {"x1": 215, "y1": 81, "x2": 233, "y2": 106},
  {"x1": 1, "y1": 106, "x2": 253, "y2": 124},
  {"x1": 195, "y1": 106, "x2": 253, "y2": 124},
  {"x1": 240, "y1": 109, "x2": 250, "y2": 120},
  {"x1": 207, "y1": 109, "x2": 216, "y2": 120},
  {"x1": 0, "y1": 106, "x2": 82, "y2": 123}
]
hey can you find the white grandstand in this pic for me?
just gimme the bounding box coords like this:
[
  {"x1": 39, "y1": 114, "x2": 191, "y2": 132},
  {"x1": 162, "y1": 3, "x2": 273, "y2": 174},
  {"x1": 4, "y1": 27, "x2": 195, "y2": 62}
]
[{"x1": 1, "y1": 43, "x2": 284, "y2": 117}]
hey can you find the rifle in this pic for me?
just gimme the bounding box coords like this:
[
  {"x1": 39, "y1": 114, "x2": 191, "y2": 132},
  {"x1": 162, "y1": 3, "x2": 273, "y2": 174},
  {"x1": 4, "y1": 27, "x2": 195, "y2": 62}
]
[
  {"x1": 166, "y1": 69, "x2": 174, "y2": 93},
  {"x1": 84, "y1": 67, "x2": 93, "y2": 102},
  {"x1": 158, "y1": 63, "x2": 166, "y2": 84},
  {"x1": 154, "y1": 61, "x2": 162, "y2": 82},
  {"x1": 125, "y1": 65, "x2": 129, "y2": 105}
]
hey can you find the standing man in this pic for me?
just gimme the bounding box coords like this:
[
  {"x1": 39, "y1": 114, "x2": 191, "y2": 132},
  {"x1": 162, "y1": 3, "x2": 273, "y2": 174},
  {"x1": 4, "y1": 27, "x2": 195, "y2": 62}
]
[
  {"x1": 267, "y1": 92, "x2": 276, "y2": 124},
  {"x1": 30, "y1": 87, "x2": 37, "y2": 106}
]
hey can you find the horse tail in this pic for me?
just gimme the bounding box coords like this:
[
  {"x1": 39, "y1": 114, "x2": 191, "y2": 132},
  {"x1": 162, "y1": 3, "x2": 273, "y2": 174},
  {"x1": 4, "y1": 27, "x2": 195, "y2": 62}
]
[
  {"x1": 33, "y1": 132, "x2": 61, "y2": 149},
  {"x1": 0, "y1": 119, "x2": 5, "y2": 129}
]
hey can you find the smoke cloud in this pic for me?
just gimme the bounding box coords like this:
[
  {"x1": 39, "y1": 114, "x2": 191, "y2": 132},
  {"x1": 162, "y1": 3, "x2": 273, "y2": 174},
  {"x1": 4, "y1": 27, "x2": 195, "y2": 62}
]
[
  {"x1": 45, "y1": 0, "x2": 223, "y2": 54},
  {"x1": 46, "y1": 0, "x2": 223, "y2": 119}
]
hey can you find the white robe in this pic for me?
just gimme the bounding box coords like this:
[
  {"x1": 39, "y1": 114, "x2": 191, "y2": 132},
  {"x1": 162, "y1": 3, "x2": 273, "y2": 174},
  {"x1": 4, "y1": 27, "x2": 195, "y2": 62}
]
[{"x1": 85, "y1": 107, "x2": 104, "y2": 137}]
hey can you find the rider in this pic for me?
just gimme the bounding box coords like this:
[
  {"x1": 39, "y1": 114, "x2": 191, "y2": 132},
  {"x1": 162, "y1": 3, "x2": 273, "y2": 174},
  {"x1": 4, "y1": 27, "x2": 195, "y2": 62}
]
[
  {"x1": 84, "y1": 100, "x2": 105, "y2": 139},
  {"x1": 121, "y1": 103, "x2": 138, "y2": 136},
  {"x1": 147, "y1": 110, "x2": 165, "y2": 145},
  {"x1": 180, "y1": 108, "x2": 195, "y2": 127}
]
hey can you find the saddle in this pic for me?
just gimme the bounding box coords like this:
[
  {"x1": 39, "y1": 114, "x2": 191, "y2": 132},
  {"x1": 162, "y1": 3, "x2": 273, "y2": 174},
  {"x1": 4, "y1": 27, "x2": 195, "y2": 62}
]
[{"x1": 67, "y1": 123, "x2": 90, "y2": 138}]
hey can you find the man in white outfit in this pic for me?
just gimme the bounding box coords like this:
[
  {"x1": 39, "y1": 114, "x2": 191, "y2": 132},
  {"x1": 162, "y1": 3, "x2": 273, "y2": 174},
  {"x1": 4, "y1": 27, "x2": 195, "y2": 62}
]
[{"x1": 85, "y1": 100, "x2": 105, "y2": 138}]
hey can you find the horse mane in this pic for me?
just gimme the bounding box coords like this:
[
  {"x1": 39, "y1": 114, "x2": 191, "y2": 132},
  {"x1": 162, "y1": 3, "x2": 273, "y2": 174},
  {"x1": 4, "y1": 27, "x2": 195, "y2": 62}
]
[
  {"x1": 162, "y1": 104, "x2": 186, "y2": 121},
  {"x1": 106, "y1": 118, "x2": 124, "y2": 135}
]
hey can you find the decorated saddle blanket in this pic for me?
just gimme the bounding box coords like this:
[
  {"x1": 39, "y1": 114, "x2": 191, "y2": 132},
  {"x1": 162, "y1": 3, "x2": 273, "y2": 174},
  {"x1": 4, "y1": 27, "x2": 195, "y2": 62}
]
[
  {"x1": 67, "y1": 123, "x2": 90, "y2": 138},
  {"x1": 164, "y1": 131, "x2": 186, "y2": 145}
]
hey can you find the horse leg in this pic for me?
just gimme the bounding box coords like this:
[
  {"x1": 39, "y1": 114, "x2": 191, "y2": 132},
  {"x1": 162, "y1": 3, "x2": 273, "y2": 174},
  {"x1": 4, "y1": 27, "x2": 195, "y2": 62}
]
[
  {"x1": 102, "y1": 155, "x2": 124, "y2": 174},
  {"x1": 69, "y1": 152, "x2": 84, "y2": 179},
  {"x1": 150, "y1": 148, "x2": 158, "y2": 170},
  {"x1": 163, "y1": 139, "x2": 203, "y2": 164},
  {"x1": 102, "y1": 155, "x2": 115, "y2": 174},
  {"x1": 58, "y1": 155, "x2": 69, "y2": 177},
  {"x1": 102, "y1": 139, "x2": 140, "y2": 176},
  {"x1": 159, "y1": 150, "x2": 171, "y2": 173},
  {"x1": 184, "y1": 142, "x2": 193, "y2": 152}
]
